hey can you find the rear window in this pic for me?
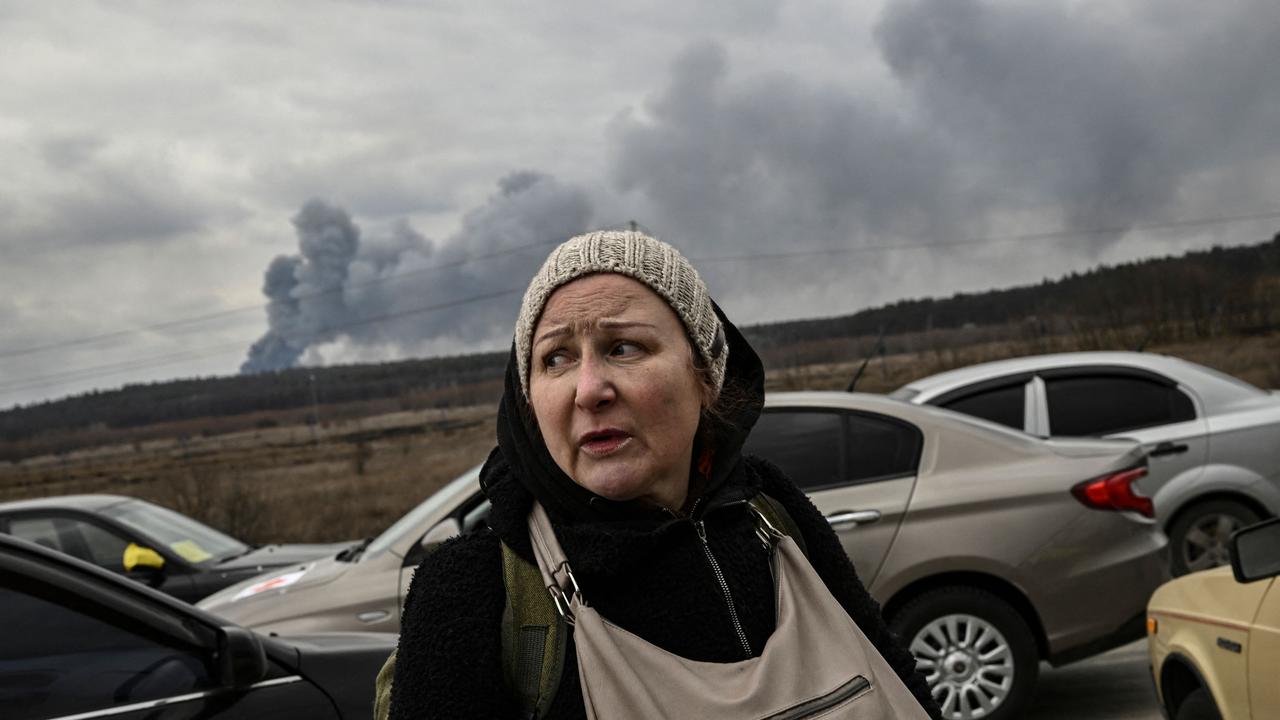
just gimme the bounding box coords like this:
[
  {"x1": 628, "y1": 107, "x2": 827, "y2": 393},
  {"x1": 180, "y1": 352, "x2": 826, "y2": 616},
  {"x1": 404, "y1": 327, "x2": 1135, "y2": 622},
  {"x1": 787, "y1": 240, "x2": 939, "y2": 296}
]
[
  {"x1": 746, "y1": 411, "x2": 844, "y2": 490},
  {"x1": 940, "y1": 383, "x2": 1025, "y2": 430},
  {"x1": 745, "y1": 409, "x2": 922, "y2": 490},
  {"x1": 1045, "y1": 375, "x2": 1195, "y2": 436}
]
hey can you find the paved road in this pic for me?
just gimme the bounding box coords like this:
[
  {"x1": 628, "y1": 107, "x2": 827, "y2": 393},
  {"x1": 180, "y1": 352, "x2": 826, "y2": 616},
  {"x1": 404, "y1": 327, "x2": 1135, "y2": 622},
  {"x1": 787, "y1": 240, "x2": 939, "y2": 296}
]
[{"x1": 1024, "y1": 640, "x2": 1163, "y2": 719}]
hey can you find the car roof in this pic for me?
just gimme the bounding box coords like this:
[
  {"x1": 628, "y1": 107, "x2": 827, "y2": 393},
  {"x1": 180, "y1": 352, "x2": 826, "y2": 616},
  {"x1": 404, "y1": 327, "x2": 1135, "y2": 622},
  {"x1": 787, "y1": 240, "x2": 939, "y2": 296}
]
[
  {"x1": 0, "y1": 493, "x2": 135, "y2": 513},
  {"x1": 764, "y1": 390, "x2": 1042, "y2": 445},
  {"x1": 896, "y1": 351, "x2": 1207, "y2": 399}
]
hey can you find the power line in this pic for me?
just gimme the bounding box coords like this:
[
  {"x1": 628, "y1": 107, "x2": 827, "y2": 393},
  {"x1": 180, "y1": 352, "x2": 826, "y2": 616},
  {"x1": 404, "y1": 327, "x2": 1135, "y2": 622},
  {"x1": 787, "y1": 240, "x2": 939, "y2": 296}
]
[
  {"x1": 690, "y1": 209, "x2": 1280, "y2": 264},
  {"x1": 10, "y1": 206, "x2": 1278, "y2": 364},
  {"x1": 0, "y1": 288, "x2": 523, "y2": 396},
  {"x1": 0, "y1": 237, "x2": 559, "y2": 361},
  {"x1": 4, "y1": 207, "x2": 1278, "y2": 397}
]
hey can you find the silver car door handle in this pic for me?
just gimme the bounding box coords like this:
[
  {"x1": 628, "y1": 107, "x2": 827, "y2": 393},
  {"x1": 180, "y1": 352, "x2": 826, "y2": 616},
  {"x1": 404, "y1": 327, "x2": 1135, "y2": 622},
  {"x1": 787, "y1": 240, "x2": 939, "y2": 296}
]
[{"x1": 826, "y1": 510, "x2": 882, "y2": 528}]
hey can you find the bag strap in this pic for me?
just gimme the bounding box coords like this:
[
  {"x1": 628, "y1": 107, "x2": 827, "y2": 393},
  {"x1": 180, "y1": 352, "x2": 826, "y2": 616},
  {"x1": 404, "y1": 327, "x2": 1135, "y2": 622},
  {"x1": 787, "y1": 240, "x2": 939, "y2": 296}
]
[
  {"x1": 501, "y1": 539, "x2": 568, "y2": 720},
  {"x1": 495, "y1": 492, "x2": 802, "y2": 719},
  {"x1": 747, "y1": 492, "x2": 809, "y2": 559}
]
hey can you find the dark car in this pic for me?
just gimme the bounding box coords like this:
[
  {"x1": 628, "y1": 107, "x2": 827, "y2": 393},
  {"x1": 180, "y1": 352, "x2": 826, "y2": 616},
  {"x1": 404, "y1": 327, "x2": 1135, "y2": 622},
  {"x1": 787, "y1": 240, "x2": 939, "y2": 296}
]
[
  {"x1": 0, "y1": 494, "x2": 351, "y2": 602},
  {"x1": 0, "y1": 532, "x2": 395, "y2": 720}
]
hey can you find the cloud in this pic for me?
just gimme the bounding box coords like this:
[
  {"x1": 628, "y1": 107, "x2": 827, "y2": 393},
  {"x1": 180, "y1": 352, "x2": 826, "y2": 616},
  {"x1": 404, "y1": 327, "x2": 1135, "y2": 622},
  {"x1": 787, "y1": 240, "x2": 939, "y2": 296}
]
[
  {"x1": 241, "y1": 171, "x2": 592, "y2": 373},
  {"x1": 612, "y1": 41, "x2": 960, "y2": 251},
  {"x1": 875, "y1": 0, "x2": 1280, "y2": 231},
  {"x1": 605, "y1": 1, "x2": 1280, "y2": 322},
  {"x1": 1, "y1": 134, "x2": 243, "y2": 252}
]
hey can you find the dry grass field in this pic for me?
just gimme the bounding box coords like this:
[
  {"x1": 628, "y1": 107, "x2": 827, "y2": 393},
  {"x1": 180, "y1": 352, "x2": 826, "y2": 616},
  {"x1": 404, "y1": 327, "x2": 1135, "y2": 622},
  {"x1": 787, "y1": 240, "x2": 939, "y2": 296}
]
[
  {"x1": 0, "y1": 405, "x2": 496, "y2": 543},
  {"x1": 2, "y1": 331, "x2": 1277, "y2": 544}
]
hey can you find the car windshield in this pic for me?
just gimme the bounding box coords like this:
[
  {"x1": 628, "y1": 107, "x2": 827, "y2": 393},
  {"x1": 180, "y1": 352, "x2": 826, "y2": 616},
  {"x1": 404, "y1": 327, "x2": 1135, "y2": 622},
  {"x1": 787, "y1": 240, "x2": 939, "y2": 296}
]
[
  {"x1": 362, "y1": 465, "x2": 483, "y2": 561},
  {"x1": 102, "y1": 500, "x2": 247, "y2": 565}
]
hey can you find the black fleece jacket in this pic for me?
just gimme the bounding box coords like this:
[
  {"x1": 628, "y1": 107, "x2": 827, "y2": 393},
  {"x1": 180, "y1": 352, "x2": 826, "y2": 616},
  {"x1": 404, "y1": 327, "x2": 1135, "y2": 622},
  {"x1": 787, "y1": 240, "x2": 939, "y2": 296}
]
[{"x1": 390, "y1": 310, "x2": 941, "y2": 719}]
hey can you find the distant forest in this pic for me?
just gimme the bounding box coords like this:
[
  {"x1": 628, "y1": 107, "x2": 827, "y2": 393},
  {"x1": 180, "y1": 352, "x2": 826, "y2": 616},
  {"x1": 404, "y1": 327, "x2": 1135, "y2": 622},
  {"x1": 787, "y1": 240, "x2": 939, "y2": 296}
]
[{"x1": 3, "y1": 235, "x2": 1277, "y2": 456}]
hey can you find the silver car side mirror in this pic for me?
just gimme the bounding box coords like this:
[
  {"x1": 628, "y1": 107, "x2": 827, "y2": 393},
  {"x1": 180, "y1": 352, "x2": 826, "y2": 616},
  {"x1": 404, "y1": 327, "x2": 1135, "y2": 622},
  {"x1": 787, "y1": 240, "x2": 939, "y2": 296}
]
[{"x1": 1229, "y1": 517, "x2": 1280, "y2": 583}]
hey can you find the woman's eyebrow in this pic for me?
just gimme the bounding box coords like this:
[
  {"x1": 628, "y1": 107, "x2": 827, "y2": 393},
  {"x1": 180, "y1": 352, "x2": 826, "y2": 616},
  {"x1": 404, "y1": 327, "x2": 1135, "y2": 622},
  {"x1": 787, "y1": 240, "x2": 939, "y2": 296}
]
[
  {"x1": 534, "y1": 319, "x2": 656, "y2": 347},
  {"x1": 597, "y1": 320, "x2": 656, "y2": 331},
  {"x1": 533, "y1": 325, "x2": 571, "y2": 347}
]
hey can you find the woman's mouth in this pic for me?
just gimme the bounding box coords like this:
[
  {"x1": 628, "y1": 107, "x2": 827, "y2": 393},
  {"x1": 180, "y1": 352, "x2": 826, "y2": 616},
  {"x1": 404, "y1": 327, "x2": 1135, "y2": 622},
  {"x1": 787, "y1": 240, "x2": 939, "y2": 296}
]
[{"x1": 578, "y1": 429, "x2": 632, "y2": 456}]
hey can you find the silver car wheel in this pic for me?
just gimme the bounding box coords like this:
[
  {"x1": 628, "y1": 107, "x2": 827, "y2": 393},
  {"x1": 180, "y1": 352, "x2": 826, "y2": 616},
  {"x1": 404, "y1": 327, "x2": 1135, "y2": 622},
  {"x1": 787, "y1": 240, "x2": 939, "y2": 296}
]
[
  {"x1": 1182, "y1": 512, "x2": 1243, "y2": 572},
  {"x1": 910, "y1": 613, "x2": 1014, "y2": 720}
]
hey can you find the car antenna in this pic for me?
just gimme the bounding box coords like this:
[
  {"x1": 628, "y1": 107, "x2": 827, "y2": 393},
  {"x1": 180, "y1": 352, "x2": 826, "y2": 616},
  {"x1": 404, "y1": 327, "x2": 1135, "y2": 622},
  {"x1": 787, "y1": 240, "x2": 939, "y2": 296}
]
[{"x1": 846, "y1": 326, "x2": 887, "y2": 392}]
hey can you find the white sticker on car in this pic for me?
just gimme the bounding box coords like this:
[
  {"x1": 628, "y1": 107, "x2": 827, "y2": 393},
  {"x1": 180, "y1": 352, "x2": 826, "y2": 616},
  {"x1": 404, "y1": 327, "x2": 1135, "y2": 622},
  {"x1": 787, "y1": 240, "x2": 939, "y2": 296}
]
[{"x1": 233, "y1": 568, "x2": 307, "y2": 601}]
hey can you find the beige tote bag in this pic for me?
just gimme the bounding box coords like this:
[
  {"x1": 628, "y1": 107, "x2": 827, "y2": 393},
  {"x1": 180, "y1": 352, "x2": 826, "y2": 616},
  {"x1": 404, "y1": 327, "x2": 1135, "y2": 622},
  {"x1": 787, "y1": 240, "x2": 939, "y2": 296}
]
[{"x1": 527, "y1": 502, "x2": 932, "y2": 720}]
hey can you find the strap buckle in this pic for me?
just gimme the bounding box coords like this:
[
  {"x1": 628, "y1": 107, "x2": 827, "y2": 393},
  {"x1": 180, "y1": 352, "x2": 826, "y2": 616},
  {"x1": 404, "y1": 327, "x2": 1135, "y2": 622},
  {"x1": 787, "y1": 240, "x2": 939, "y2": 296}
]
[
  {"x1": 750, "y1": 503, "x2": 785, "y2": 549},
  {"x1": 547, "y1": 562, "x2": 580, "y2": 626}
]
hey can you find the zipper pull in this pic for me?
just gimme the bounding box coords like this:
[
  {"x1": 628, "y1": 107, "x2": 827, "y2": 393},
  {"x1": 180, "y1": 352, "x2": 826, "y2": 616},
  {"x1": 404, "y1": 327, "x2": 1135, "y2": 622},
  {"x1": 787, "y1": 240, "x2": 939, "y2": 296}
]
[{"x1": 695, "y1": 519, "x2": 708, "y2": 544}]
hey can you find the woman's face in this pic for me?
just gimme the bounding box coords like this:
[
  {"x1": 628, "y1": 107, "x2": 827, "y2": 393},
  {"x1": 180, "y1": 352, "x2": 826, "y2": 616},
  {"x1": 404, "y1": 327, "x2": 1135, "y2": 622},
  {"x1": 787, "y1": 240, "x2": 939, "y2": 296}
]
[{"x1": 529, "y1": 273, "x2": 705, "y2": 512}]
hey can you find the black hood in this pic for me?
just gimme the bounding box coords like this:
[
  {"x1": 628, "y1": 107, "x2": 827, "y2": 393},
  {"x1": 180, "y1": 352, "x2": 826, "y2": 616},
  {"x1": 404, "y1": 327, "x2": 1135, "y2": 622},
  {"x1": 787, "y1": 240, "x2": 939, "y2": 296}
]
[{"x1": 480, "y1": 302, "x2": 765, "y2": 552}]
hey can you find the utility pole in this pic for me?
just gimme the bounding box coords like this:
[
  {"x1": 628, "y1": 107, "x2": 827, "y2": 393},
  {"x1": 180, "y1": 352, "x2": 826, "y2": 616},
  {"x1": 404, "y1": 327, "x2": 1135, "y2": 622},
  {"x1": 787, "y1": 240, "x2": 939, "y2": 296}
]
[{"x1": 308, "y1": 371, "x2": 322, "y2": 446}]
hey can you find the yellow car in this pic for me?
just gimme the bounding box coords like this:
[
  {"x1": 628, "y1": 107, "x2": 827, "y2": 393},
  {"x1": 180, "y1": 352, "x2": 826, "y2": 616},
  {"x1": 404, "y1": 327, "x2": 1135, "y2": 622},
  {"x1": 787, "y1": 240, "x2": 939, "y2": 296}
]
[{"x1": 1148, "y1": 517, "x2": 1280, "y2": 719}]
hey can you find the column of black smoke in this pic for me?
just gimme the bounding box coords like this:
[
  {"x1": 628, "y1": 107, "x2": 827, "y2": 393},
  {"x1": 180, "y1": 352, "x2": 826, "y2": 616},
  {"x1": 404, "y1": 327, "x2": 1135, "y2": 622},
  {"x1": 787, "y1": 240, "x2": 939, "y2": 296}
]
[{"x1": 241, "y1": 171, "x2": 591, "y2": 374}]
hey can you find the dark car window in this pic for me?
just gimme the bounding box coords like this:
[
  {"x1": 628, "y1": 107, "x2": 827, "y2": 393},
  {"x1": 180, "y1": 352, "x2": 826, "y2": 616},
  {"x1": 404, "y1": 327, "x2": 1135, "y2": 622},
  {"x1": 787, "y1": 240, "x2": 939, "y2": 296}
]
[
  {"x1": 0, "y1": 576, "x2": 216, "y2": 720},
  {"x1": 1045, "y1": 375, "x2": 1196, "y2": 436},
  {"x1": 9, "y1": 516, "x2": 132, "y2": 572},
  {"x1": 845, "y1": 413, "x2": 923, "y2": 483},
  {"x1": 940, "y1": 383, "x2": 1025, "y2": 430},
  {"x1": 745, "y1": 410, "x2": 922, "y2": 490},
  {"x1": 746, "y1": 411, "x2": 845, "y2": 490}
]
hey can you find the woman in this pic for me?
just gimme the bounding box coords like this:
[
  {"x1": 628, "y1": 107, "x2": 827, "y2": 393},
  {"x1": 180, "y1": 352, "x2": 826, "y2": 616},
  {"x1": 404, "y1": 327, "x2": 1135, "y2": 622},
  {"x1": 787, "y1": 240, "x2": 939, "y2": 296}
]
[{"x1": 390, "y1": 230, "x2": 941, "y2": 719}]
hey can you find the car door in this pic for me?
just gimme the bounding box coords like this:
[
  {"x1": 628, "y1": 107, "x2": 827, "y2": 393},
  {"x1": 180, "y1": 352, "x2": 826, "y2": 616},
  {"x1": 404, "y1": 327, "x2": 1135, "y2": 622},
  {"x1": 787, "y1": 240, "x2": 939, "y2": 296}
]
[
  {"x1": 5, "y1": 512, "x2": 198, "y2": 600},
  {"x1": 1038, "y1": 369, "x2": 1209, "y2": 498},
  {"x1": 0, "y1": 564, "x2": 339, "y2": 720},
  {"x1": 744, "y1": 408, "x2": 923, "y2": 585},
  {"x1": 1249, "y1": 577, "x2": 1280, "y2": 714}
]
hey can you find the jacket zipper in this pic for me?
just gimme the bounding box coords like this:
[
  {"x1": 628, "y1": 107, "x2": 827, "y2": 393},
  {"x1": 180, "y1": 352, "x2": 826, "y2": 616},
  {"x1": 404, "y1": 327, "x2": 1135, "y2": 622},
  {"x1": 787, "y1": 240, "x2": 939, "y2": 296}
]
[
  {"x1": 694, "y1": 517, "x2": 753, "y2": 658},
  {"x1": 762, "y1": 676, "x2": 871, "y2": 720}
]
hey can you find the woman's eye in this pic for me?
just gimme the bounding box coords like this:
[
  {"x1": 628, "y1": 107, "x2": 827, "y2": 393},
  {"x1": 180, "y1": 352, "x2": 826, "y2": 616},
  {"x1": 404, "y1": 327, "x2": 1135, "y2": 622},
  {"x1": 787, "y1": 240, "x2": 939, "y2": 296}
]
[
  {"x1": 543, "y1": 352, "x2": 571, "y2": 369},
  {"x1": 610, "y1": 342, "x2": 642, "y2": 357}
]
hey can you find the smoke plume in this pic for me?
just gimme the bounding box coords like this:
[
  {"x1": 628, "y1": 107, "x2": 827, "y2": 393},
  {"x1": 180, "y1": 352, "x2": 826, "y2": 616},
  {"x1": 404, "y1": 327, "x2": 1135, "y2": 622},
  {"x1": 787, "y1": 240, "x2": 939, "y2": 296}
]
[{"x1": 241, "y1": 172, "x2": 591, "y2": 373}]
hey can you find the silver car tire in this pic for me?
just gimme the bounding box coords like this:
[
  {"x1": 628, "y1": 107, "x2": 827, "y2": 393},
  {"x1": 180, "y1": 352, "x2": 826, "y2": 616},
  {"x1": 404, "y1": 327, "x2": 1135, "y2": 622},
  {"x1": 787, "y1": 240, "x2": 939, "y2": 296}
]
[
  {"x1": 1167, "y1": 499, "x2": 1261, "y2": 577},
  {"x1": 890, "y1": 587, "x2": 1038, "y2": 720}
]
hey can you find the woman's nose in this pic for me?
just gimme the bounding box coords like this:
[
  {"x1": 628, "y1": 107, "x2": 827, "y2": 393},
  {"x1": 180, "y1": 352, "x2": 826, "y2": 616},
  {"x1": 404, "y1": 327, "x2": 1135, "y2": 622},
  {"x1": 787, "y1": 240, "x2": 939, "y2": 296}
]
[{"x1": 574, "y1": 355, "x2": 616, "y2": 411}]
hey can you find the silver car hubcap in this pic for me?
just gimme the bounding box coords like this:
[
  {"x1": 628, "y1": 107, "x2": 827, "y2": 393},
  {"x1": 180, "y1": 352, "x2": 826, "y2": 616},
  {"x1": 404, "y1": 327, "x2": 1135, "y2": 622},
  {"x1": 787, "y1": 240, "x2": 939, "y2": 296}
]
[
  {"x1": 910, "y1": 614, "x2": 1014, "y2": 719},
  {"x1": 1183, "y1": 513, "x2": 1243, "y2": 572}
]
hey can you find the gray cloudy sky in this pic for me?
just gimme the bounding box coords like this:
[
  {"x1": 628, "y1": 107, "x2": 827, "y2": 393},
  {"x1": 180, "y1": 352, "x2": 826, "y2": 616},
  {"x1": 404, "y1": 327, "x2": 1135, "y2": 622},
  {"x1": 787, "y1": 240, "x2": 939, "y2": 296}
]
[{"x1": 3, "y1": 0, "x2": 1279, "y2": 409}]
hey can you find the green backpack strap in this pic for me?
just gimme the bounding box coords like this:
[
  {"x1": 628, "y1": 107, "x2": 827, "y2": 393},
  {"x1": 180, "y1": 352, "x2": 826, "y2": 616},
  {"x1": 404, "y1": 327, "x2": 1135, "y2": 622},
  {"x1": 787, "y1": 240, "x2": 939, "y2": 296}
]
[
  {"x1": 747, "y1": 492, "x2": 809, "y2": 559},
  {"x1": 501, "y1": 540, "x2": 568, "y2": 720},
  {"x1": 373, "y1": 649, "x2": 395, "y2": 720},
  {"x1": 373, "y1": 543, "x2": 569, "y2": 720}
]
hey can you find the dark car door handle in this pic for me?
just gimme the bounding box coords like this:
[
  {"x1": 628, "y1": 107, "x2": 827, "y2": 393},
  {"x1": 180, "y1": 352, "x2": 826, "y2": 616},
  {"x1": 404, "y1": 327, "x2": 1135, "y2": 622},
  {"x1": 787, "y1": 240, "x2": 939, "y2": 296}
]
[
  {"x1": 1149, "y1": 442, "x2": 1189, "y2": 457},
  {"x1": 826, "y1": 510, "x2": 882, "y2": 528}
]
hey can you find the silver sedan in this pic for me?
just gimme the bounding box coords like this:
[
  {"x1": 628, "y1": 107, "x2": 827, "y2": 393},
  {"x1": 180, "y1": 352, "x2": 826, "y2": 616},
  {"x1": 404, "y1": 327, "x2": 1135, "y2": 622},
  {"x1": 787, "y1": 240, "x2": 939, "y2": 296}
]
[{"x1": 891, "y1": 351, "x2": 1280, "y2": 575}]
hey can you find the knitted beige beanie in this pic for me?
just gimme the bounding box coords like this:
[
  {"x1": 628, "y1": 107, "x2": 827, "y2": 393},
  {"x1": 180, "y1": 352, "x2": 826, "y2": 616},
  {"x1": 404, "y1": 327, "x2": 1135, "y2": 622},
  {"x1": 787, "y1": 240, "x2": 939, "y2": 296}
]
[{"x1": 515, "y1": 230, "x2": 727, "y2": 399}]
